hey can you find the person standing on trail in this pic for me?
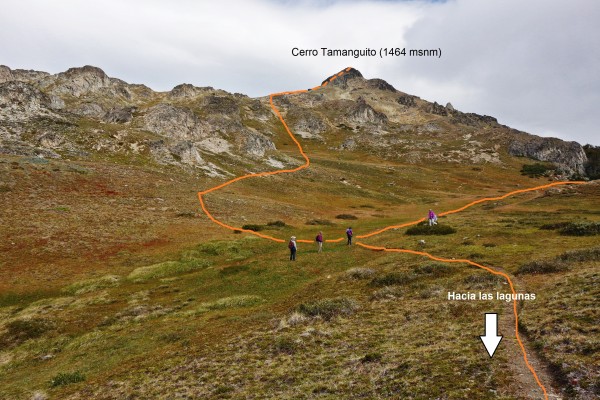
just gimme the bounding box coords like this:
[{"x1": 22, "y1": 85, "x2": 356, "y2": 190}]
[
  {"x1": 346, "y1": 227, "x2": 353, "y2": 245},
  {"x1": 315, "y1": 231, "x2": 323, "y2": 253},
  {"x1": 428, "y1": 209, "x2": 438, "y2": 226},
  {"x1": 288, "y1": 236, "x2": 297, "y2": 261}
]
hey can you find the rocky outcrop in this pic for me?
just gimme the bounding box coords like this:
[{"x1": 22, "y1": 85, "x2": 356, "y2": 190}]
[
  {"x1": 397, "y1": 94, "x2": 417, "y2": 108},
  {"x1": 367, "y1": 78, "x2": 396, "y2": 92},
  {"x1": 322, "y1": 68, "x2": 363, "y2": 89},
  {"x1": 168, "y1": 84, "x2": 213, "y2": 99},
  {"x1": 426, "y1": 101, "x2": 448, "y2": 116},
  {"x1": 0, "y1": 65, "x2": 50, "y2": 84},
  {"x1": 103, "y1": 107, "x2": 136, "y2": 124},
  {"x1": 143, "y1": 104, "x2": 207, "y2": 140},
  {"x1": 72, "y1": 102, "x2": 105, "y2": 118},
  {"x1": 240, "y1": 130, "x2": 275, "y2": 157},
  {"x1": 0, "y1": 81, "x2": 64, "y2": 122},
  {"x1": 508, "y1": 135, "x2": 587, "y2": 176},
  {"x1": 346, "y1": 97, "x2": 387, "y2": 124},
  {"x1": 287, "y1": 109, "x2": 327, "y2": 139}
]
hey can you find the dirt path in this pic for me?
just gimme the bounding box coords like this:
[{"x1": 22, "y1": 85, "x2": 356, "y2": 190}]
[{"x1": 499, "y1": 299, "x2": 563, "y2": 399}]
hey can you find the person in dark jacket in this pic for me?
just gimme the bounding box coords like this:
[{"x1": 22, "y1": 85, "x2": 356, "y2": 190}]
[{"x1": 346, "y1": 227, "x2": 353, "y2": 245}]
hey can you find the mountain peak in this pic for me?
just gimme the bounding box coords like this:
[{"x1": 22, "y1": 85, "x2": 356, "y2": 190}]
[{"x1": 322, "y1": 67, "x2": 363, "y2": 87}]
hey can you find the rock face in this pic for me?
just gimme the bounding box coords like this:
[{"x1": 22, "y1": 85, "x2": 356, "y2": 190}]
[
  {"x1": 143, "y1": 104, "x2": 207, "y2": 140},
  {"x1": 322, "y1": 68, "x2": 363, "y2": 88},
  {"x1": 346, "y1": 97, "x2": 387, "y2": 124},
  {"x1": 509, "y1": 135, "x2": 587, "y2": 176},
  {"x1": 0, "y1": 81, "x2": 63, "y2": 122}
]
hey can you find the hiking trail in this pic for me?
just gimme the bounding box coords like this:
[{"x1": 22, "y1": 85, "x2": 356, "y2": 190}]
[{"x1": 197, "y1": 67, "x2": 588, "y2": 399}]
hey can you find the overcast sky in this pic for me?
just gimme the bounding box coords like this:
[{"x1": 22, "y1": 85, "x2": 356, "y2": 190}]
[{"x1": 1, "y1": 0, "x2": 598, "y2": 145}]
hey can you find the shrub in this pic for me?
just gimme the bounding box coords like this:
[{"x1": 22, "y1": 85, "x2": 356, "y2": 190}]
[
  {"x1": 50, "y1": 371, "x2": 85, "y2": 387},
  {"x1": 266, "y1": 220, "x2": 286, "y2": 227},
  {"x1": 361, "y1": 352, "x2": 383, "y2": 363},
  {"x1": 516, "y1": 259, "x2": 569, "y2": 275},
  {"x1": 273, "y1": 336, "x2": 297, "y2": 355},
  {"x1": 335, "y1": 214, "x2": 358, "y2": 220},
  {"x1": 305, "y1": 219, "x2": 335, "y2": 226},
  {"x1": 405, "y1": 224, "x2": 456, "y2": 235},
  {"x1": 241, "y1": 224, "x2": 263, "y2": 232},
  {"x1": 370, "y1": 286, "x2": 403, "y2": 301},
  {"x1": 521, "y1": 163, "x2": 555, "y2": 177},
  {"x1": 414, "y1": 262, "x2": 454, "y2": 277},
  {"x1": 297, "y1": 297, "x2": 358, "y2": 321},
  {"x1": 583, "y1": 144, "x2": 600, "y2": 179},
  {"x1": 557, "y1": 247, "x2": 600, "y2": 262},
  {"x1": 0, "y1": 318, "x2": 50, "y2": 347},
  {"x1": 370, "y1": 272, "x2": 414, "y2": 287},
  {"x1": 539, "y1": 222, "x2": 571, "y2": 230},
  {"x1": 346, "y1": 267, "x2": 375, "y2": 279},
  {"x1": 559, "y1": 222, "x2": 600, "y2": 236},
  {"x1": 463, "y1": 273, "x2": 505, "y2": 288}
]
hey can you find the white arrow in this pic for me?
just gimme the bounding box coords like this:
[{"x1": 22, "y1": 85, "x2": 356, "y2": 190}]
[{"x1": 480, "y1": 313, "x2": 503, "y2": 358}]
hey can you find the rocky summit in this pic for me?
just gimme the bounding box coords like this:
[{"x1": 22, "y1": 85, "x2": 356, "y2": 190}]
[{"x1": 0, "y1": 64, "x2": 590, "y2": 178}]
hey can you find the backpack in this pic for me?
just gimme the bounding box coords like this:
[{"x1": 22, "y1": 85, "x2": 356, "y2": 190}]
[{"x1": 288, "y1": 240, "x2": 295, "y2": 249}]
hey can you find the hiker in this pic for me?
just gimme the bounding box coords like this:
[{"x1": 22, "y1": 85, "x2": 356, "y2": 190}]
[
  {"x1": 428, "y1": 209, "x2": 438, "y2": 226},
  {"x1": 315, "y1": 231, "x2": 323, "y2": 253},
  {"x1": 288, "y1": 236, "x2": 297, "y2": 261},
  {"x1": 346, "y1": 227, "x2": 353, "y2": 245}
]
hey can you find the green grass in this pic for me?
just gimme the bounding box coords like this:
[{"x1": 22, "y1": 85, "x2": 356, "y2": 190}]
[
  {"x1": 405, "y1": 224, "x2": 457, "y2": 235},
  {"x1": 50, "y1": 371, "x2": 86, "y2": 387}
]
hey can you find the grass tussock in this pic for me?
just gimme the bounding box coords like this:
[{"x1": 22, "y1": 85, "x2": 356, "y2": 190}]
[
  {"x1": 405, "y1": 224, "x2": 456, "y2": 235},
  {"x1": 297, "y1": 297, "x2": 358, "y2": 321},
  {"x1": 370, "y1": 272, "x2": 414, "y2": 288},
  {"x1": 345, "y1": 267, "x2": 375, "y2": 279},
  {"x1": 50, "y1": 371, "x2": 85, "y2": 387},
  {"x1": 413, "y1": 262, "x2": 456, "y2": 278},
  {"x1": 370, "y1": 286, "x2": 403, "y2": 301},
  {"x1": 462, "y1": 273, "x2": 505, "y2": 289},
  {"x1": 128, "y1": 260, "x2": 211, "y2": 282},
  {"x1": 63, "y1": 275, "x2": 121, "y2": 295},
  {"x1": 190, "y1": 295, "x2": 264, "y2": 314},
  {"x1": 517, "y1": 246, "x2": 600, "y2": 275}
]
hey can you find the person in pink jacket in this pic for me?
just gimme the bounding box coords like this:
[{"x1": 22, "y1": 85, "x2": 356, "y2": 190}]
[{"x1": 428, "y1": 209, "x2": 438, "y2": 226}]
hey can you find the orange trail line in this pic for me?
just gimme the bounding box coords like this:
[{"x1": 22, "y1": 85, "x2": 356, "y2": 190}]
[
  {"x1": 357, "y1": 181, "x2": 587, "y2": 239},
  {"x1": 356, "y1": 242, "x2": 549, "y2": 400}
]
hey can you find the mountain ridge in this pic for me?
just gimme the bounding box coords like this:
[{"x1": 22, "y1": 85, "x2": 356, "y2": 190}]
[{"x1": 0, "y1": 64, "x2": 589, "y2": 178}]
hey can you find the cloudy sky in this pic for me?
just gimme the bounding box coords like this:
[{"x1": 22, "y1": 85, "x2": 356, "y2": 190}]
[{"x1": 1, "y1": 0, "x2": 599, "y2": 144}]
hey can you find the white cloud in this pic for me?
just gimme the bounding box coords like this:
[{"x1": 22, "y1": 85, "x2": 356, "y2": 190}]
[{"x1": 0, "y1": 0, "x2": 598, "y2": 144}]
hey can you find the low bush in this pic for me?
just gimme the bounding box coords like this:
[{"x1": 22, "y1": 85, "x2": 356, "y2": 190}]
[
  {"x1": 516, "y1": 259, "x2": 569, "y2": 275},
  {"x1": 463, "y1": 273, "x2": 505, "y2": 288},
  {"x1": 266, "y1": 220, "x2": 286, "y2": 227},
  {"x1": 335, "y1": 214, "x2": 358, "y2": 220},
  {"x1": 405, "y1": 224, "x2": 456, "y2": 235},
  {"x1": 539, "y1": 222, "x2": 571, "y2": 230},
  {"x1": 558, "y1": 222, "x2": 600, "y2": 236},
  {"x1": 414, "y1": 262, "x2": 455, "y2": 277},
  {"x1": 370, "y1": 272, "x2": 414, "y2": 287},
  {"x1": 346, "y1": 267, "x2": 375, "y2": 279},
  {"x1": 273, "y1": 336, "x2": 297, "y2": 355},
  {"x1": 521, "y1": 163, "x2": 555, "y2": 177},
  {"x1": 50, "y1": 371, "x2": 85, "y2": 387},
  {"x1": 370, "y1": 286, "x2": 403, "y2": 301},
  {"x1": 297, "y1": 297, "x2": 358, "y2": 321},
  {"x1": 557, "y1": 247, "x2": 600, "y2": 262},
  {"x1": 0, "y1": 318, "x2": 51, "y2": 347},
  {"x1": 305, "y1": 219, "x2": 335, "y2": 226},
  {"x1": 241, "y1": 224, "x2": 263, "y2": 232},
  {"x1": 361, "y1": 352, "x2": 383, "y2": 363}
]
